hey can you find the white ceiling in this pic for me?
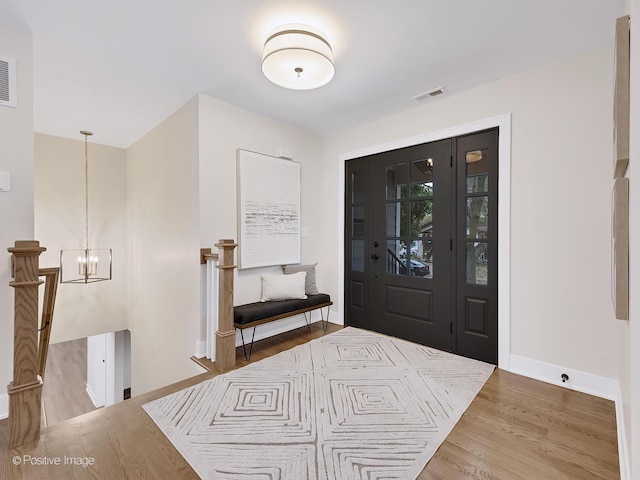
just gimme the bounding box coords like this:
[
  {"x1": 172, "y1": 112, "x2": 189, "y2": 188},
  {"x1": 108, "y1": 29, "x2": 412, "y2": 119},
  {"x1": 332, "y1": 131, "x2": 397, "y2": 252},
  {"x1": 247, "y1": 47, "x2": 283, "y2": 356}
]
[{"x1": 0, "y1": 0, "x2": 624, "y2": 148}]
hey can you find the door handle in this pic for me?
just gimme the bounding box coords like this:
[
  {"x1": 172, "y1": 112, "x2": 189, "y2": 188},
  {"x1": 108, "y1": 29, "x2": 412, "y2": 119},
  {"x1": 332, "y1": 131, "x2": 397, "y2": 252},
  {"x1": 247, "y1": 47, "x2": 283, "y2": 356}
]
[{"x1": 371, "y1": 254, "x2": 379, "y2": 260}]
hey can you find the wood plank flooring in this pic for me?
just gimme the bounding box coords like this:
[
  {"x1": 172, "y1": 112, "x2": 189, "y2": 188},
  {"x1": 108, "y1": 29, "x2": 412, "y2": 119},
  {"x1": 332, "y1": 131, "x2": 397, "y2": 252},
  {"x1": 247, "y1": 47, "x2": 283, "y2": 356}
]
[
  {"x1": 0, "y1": 323, "x2": 620, "y2": 480},
  {"x1": 41, "y1": 338, "x2": 98, "y2": 427}
]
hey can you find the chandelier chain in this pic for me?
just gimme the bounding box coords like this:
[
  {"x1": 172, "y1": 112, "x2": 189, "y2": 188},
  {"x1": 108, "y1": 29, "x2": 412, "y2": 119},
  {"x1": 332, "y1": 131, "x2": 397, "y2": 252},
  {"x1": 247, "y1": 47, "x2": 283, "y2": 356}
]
[{"x1": 84, "y1": 132, "x2": 89, "y2": 251}]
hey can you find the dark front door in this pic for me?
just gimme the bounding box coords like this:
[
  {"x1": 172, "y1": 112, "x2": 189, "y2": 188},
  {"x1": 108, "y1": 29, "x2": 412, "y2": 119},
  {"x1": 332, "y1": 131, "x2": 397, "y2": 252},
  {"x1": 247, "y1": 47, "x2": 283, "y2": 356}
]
[{"x1": 345, "y1": 129, "x2": 498, "y2": 364}]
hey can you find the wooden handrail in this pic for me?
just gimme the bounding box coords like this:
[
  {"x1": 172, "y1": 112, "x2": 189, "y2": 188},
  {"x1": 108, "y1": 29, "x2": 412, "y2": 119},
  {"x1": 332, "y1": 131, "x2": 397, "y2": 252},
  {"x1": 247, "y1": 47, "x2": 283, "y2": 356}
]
[
  {"x1": 200, "y1": 247, "x2": 219, "y2": 264},
  {"x1": 37, "y1": 267, "x2": 60, "y2": 380}
]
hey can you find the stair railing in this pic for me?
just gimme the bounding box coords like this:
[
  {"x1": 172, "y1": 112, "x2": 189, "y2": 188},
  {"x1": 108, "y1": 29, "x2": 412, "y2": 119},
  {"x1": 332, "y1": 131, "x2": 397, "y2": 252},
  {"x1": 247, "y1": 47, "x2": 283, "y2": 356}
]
[{"x1": 36, "y1": 267, "x2": 60, "y2": 381}]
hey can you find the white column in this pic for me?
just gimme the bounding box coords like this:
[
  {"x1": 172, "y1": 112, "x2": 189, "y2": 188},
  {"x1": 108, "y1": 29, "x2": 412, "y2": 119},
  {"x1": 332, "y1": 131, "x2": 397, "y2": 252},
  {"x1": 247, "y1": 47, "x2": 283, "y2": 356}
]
[{"x1": 206, "y1": 256, "x2": 219, "y2": 360}]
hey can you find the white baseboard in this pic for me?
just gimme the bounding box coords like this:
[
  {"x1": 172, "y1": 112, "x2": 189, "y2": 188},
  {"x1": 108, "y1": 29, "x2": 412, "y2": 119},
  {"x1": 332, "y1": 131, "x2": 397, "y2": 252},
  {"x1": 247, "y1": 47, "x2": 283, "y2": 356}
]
[
  {"x1": 234, "y1": 309, "x2": 336, "y2": 348},
  {"x1": 85, "y1": 383, "x2": 102, "y2": 408},
  {"x1": 508, "y1": 354, "x2": 628, "y2": 480},
  {"x1": 615, "y1": 385, "x2": 631, "y2": 480},
  {"x1": 508, "y1": 354, "x2": 618, "y2": 400},
  {"x1": 326, "y1": 307, "x2": 339, "y2": 325},
  {"x1": 194, "y1": 340, "x2": 207, "y2": 359},
  {"x1": 0, "y1": 393, "x2": 7, "y2": 420}
]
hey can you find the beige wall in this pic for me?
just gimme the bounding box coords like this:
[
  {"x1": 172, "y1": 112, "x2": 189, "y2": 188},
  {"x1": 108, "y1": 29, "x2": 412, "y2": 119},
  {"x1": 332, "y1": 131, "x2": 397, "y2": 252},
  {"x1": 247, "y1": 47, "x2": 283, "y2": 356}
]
[
  {"x1": 197, "y1": 94, "x2": 325, "y2": 342},
  {"x1": 10, "y1": 27, "x2": 637, "y2": 472},
  {"x1": 624, "y1": 0, "x2": 638, "y2": 474},
  {"x1": 126, "y1": 97, "x2": 202, "y2": 396},
  {"x1": 321, "y1": 46, "x2": 624, "y2": 381},
  {"x1": 28, "y1": 93, "x2": 326, "y2": 397},
  {"x1": 34, "y1": 134, "x2": 128, "y2": 344},
  {"x1": 8, "y1": 26, "x2": 636, "y2": 472},
  {"x1": 0, "y1": 25, "x2": 34, "y2": 419}
]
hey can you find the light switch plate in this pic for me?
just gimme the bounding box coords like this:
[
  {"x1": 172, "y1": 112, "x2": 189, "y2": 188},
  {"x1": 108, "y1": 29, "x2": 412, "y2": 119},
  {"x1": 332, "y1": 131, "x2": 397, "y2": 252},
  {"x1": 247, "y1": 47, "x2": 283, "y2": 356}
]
[{"x1": 0, "y1": 172, "x2": 10, "y2": 191}]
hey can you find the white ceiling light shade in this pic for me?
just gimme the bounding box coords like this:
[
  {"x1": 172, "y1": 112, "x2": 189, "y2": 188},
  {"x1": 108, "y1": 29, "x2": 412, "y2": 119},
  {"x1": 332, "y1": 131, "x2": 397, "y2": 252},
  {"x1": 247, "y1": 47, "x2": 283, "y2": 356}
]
[{"x1": 262, "y1": 24, "x2": 335, "y2": 90}]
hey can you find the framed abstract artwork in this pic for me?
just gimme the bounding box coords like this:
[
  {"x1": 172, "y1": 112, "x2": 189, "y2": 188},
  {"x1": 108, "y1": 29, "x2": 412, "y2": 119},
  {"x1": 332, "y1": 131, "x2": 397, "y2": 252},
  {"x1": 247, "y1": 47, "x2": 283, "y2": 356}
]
[{"x1": 236, "y1": 149, "x2": 301, "y2": 269}]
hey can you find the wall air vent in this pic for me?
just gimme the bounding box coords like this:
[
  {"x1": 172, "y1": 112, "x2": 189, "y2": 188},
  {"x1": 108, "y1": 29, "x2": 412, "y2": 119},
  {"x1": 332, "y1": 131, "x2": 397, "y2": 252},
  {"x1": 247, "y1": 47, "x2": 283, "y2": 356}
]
[
  {"x1": 0, "y1": 55, "x2": 17, "y2": 108},
  {"x1": 411, "y1": 86, "x2": 447, "y2": 102}
]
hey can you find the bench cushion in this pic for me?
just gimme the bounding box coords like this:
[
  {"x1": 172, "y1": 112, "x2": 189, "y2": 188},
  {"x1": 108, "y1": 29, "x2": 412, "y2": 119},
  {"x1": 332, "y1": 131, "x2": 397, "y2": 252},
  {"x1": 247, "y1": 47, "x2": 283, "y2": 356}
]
[{"x1": 234, "y1": 294, "x2": 331, "y2": 326}]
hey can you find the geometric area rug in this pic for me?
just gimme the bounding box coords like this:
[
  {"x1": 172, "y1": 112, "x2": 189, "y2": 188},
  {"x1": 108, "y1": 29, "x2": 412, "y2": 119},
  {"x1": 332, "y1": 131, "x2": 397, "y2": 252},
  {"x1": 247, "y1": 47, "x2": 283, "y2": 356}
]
[{"x1": 143, "y1": 327, "x2": 494, "y2": 480}]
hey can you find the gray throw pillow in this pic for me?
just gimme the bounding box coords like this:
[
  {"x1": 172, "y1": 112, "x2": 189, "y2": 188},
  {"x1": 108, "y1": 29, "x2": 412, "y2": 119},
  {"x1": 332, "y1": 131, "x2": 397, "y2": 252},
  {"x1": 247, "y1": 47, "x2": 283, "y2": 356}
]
[{"x1": 282, "y1": 263, "x2": 319, "y2": 295}]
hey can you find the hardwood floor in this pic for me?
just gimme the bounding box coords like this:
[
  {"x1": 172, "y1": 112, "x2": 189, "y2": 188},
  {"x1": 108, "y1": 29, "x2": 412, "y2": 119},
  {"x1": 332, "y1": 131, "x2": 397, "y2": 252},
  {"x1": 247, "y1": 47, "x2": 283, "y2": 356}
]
[
  {"x1": 0, "y1": 323, "x2": 619, "y2": 479},
  {"x1": 420, "y1": 371, "x2": 619, "y2": 479},
  {"x1": 41, "y1": 338, "x2": 98, "y2": 427}
]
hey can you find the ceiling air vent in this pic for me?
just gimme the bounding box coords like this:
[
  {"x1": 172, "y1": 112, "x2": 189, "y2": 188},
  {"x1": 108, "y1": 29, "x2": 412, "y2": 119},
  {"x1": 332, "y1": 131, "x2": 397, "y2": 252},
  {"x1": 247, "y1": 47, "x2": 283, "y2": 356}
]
[
  {"x1": 411, "y1": 87, "x2": 446, "y2": 102},
  {"x1": 0, "y1": 55, "x2": 17, "y2": 108}
]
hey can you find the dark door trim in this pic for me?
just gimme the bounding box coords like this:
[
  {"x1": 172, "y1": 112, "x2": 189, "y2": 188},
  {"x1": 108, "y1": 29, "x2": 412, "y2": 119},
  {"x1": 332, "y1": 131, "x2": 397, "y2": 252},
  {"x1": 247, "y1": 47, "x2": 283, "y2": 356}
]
[{"x1": 337, "y1": 114, "x2": 512, "y2": 369}]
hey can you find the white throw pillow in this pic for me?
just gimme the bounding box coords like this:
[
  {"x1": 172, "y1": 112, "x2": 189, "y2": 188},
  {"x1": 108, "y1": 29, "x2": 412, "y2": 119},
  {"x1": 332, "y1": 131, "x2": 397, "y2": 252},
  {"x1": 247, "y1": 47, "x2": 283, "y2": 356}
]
[{"x1": 261, "y1": 272, "x2": 307, "y2": 302}]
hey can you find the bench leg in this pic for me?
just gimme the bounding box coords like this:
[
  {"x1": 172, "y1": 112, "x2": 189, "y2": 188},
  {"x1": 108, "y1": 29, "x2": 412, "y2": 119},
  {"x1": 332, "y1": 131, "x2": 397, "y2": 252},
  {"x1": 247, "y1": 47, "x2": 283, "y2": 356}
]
[
  {"x1": 303, "y1": 306, "x2": 331, "y2": 332},
  {"x1": 238, "y1": 327, "x2": 257, "y2": 361},
  {"x1": 321, "y1": 305, "x2": 330, "y2": 332}
]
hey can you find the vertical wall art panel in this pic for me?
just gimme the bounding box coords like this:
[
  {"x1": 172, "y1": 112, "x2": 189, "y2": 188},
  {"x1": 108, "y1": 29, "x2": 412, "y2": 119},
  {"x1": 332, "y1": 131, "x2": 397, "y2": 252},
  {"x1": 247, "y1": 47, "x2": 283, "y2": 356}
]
[
  {"x1": 237, "y1": 149, "x2": 301, "y2": 269},
  {"x1": 612, "y1": 177, "x2": 629, "y2": 320},
  {"x1": 613, "y1": 15, "x2": 630, "y2": 179},
  {"x1": 611, "y1": 15, "x2": 630, "y2": 321}
]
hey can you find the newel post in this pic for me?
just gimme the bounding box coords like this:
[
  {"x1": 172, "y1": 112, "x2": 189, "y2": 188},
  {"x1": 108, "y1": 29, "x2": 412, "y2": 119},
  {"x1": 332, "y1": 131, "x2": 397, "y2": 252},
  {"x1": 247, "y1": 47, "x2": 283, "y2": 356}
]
[
  {"x1": 7, "y1": 240, "x2": 46, "y2": 447},
  {"x1": 215, "y1": 239, "x2": 237, "y2": 372}
]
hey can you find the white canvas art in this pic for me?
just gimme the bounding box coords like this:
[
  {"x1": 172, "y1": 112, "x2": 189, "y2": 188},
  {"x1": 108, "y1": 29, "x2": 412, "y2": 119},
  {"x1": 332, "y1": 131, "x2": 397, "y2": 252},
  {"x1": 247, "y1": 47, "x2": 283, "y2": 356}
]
[{"x1": 237, "y1": 149, "x2": 301, "y2": 269}]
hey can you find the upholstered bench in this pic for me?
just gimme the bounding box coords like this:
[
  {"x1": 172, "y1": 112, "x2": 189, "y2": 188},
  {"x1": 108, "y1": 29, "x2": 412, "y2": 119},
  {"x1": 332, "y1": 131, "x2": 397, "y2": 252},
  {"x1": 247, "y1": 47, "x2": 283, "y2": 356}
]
[{"x1": 234, "y1": 293, "x2": 332, "y2": 360}]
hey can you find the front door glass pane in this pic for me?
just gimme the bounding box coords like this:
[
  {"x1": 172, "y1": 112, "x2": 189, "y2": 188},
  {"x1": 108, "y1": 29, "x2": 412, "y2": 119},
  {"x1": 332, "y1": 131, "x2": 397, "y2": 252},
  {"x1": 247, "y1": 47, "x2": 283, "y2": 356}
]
[
  {"x1": 385, "y1": 158, "x2": 439, "y2": 280},
  {"x1": 407, "y1": 239, "x2": 433, "y2": 279},
  {"x1": 352, "y1": 170, "x2": 366, "y2": 203},
  {"x1": 466, "y1": 197, "x2": 488, "y2": 239},
  {"x1": 352, "y1": 240, "x2": 365, "y2": 272},
  {"x1": 466, "y1": 241, "x2": 488, "y2": 285},
  {"x1": 352, "y1": 206, "x2": 365, "y2": 237},
  {"x1": 386, "y1": 202, "x2": 408, "y2": 237},
  {"x1": 410, "y1": 200, "x2": 433, "y2": 236},
  {"x1": 386, "y1": 163, "x2": 407, "y2": 199},
  {"x1": 466, "y1": 149, "x2": 489, "y2": 193},
  {"x1": 410, "y1": 159, "x2": 434, "y2": 196},
  {"x1": 386, "y1": 240, "x2": 405, "y2": 275}
]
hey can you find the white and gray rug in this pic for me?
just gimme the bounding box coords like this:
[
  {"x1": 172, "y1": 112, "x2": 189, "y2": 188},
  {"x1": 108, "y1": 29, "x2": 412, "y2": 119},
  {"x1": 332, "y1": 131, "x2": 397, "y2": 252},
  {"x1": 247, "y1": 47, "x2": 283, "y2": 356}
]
[{"x1": 143, "y1": 327, "x2": 494, "y2": 480}]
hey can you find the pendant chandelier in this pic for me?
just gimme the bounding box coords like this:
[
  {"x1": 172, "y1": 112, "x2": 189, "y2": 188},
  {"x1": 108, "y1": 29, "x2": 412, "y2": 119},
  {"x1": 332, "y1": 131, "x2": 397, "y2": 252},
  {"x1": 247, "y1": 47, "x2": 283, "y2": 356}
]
[{"x1": 60, "y1": 131, "x2": 112, "y2": 284}]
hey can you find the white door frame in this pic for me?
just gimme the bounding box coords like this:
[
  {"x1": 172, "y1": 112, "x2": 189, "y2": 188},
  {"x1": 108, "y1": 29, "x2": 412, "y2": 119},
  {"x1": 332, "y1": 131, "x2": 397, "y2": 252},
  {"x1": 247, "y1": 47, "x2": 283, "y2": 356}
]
[
  {"x1": 336, "y1": 114, "x2": 512, "y2": 369},
  {"x1": 86, "y1": 331, "x2": 128, "y2": 407},
  {"x1": 86, "y1": 334, "x2": 107, "y2": 407}
]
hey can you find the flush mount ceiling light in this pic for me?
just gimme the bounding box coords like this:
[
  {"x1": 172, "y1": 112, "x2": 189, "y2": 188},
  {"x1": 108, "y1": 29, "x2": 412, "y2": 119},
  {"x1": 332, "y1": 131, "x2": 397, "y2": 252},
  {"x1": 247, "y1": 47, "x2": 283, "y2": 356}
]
[{"x1": 262, "y1": 24, "x2": 335, "y2": 90}]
